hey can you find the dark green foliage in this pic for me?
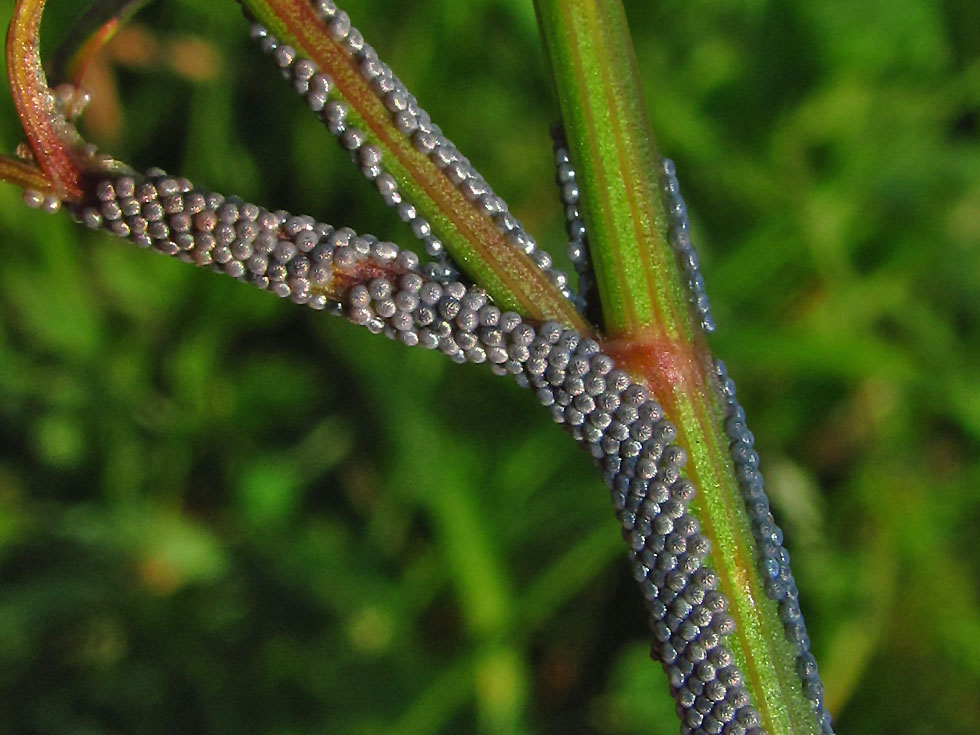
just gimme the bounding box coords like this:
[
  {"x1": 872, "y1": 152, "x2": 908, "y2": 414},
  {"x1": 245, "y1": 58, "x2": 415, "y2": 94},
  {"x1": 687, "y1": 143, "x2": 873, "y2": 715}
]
[{"x1": 0, "y1": 1, "x2": 978, "y2": 734}]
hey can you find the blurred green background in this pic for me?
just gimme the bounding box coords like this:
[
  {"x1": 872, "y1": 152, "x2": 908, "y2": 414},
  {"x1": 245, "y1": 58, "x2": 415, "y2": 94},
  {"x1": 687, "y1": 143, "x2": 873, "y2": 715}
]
[{"x1": 0, "y1": 0, "x2": 978, "y2": 733}]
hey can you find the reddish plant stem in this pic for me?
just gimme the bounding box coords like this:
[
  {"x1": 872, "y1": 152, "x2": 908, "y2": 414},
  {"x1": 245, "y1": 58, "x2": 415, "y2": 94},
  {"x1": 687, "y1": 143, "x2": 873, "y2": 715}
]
[{"x1": 6, "y1": 0, "x2": 85, "y2": 199}]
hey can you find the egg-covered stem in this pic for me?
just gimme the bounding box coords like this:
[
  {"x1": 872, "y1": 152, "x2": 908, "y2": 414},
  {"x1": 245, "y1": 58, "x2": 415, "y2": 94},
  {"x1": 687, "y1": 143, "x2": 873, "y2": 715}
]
[
  {"x1": 49, "y1": 161, "x2": 766, "y2": 735},
  {"x1": 535, "y1": 1, "x2": 830, "y2": 733},
  {"x1": 238, "y1": 0, "x2": 589, "y2": 333}
]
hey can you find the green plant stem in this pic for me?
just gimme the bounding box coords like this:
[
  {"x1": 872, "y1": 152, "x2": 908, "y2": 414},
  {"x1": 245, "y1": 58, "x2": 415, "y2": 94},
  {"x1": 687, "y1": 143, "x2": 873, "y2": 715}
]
[
  {"x1": 534, "y1": 1, "x2": 821, "y2": 733},
  {"x1": 238, "y1": 0, "x2": 588, "y2": 333},
  {"x1": 533, "y1": 0, "x2": 685, "y2": 339}
]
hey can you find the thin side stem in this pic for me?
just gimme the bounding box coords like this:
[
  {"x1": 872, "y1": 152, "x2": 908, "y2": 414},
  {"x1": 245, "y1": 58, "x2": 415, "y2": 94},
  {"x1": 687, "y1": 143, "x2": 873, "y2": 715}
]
[
  {"x1": 240, "y1": 0, "x2": 589, "y2": 332},
  {"x1": 0, "y1": 154, "x2": 53, "y2": 192}
]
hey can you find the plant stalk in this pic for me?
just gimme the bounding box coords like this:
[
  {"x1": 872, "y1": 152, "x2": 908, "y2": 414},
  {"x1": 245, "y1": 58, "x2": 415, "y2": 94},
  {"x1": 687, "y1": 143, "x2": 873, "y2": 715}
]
[
  {"x1": 534, "y1": 1, "x2": 823, "y2": 733},
  {"x1": 239, "y1": 0, "x2": 589, "y2": 332}
]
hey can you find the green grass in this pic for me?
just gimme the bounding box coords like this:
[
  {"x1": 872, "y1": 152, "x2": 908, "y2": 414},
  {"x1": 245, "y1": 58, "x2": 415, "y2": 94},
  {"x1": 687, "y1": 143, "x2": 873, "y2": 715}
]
[{"x1": 0, "y1": 1, "x2": 978, "y2": 733}]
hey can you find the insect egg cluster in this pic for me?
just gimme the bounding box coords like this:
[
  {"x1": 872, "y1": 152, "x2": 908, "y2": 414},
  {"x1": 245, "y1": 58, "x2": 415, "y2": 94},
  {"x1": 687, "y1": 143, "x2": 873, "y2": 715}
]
[
  {"x1": 248, "y1": 4, "x2": 577, "y2": 299},
  {"x1": 22, "y1": 188, "x2": 63, "y2": 214},
  {"x1": 551, "y1": 130, "x2": 595, "y2": 314},
  {"x1": 352, "y1": 271, "x2": 765, "y2": 735},
  {"x1": 659, "y1": 158, "x2": 716, "y2": 333},
  {"x1": 356, "y1": 266, "x2": 763, "y2": 735},
  {"x1": 52, "y1": 160, "x2": 762, "y2": 733},
  {"x1": 549, "y1": 134, "x2": 718, "y2": 337},
  {"x1": 63, "y1": 169, "x2": 406, "y2": 315},
  {"x1": 715, "y1": 360, "x2": 833, "y2": 734},
  {"x1": 253, "y1": 25, "x2": 459, "y2": 281}
]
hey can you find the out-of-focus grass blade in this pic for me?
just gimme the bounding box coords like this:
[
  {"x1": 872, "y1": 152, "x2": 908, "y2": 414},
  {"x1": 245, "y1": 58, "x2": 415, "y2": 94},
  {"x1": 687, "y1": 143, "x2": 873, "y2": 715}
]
[{"x1": 47, "y1": 0, "x2": 152, "y2": 86}]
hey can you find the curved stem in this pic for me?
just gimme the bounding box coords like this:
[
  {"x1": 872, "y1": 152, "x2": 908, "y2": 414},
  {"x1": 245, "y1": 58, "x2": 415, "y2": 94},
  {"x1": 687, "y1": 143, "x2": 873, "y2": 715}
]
[{"x1": 5, "y1": 0, "x2": 85, "y2": 198}]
